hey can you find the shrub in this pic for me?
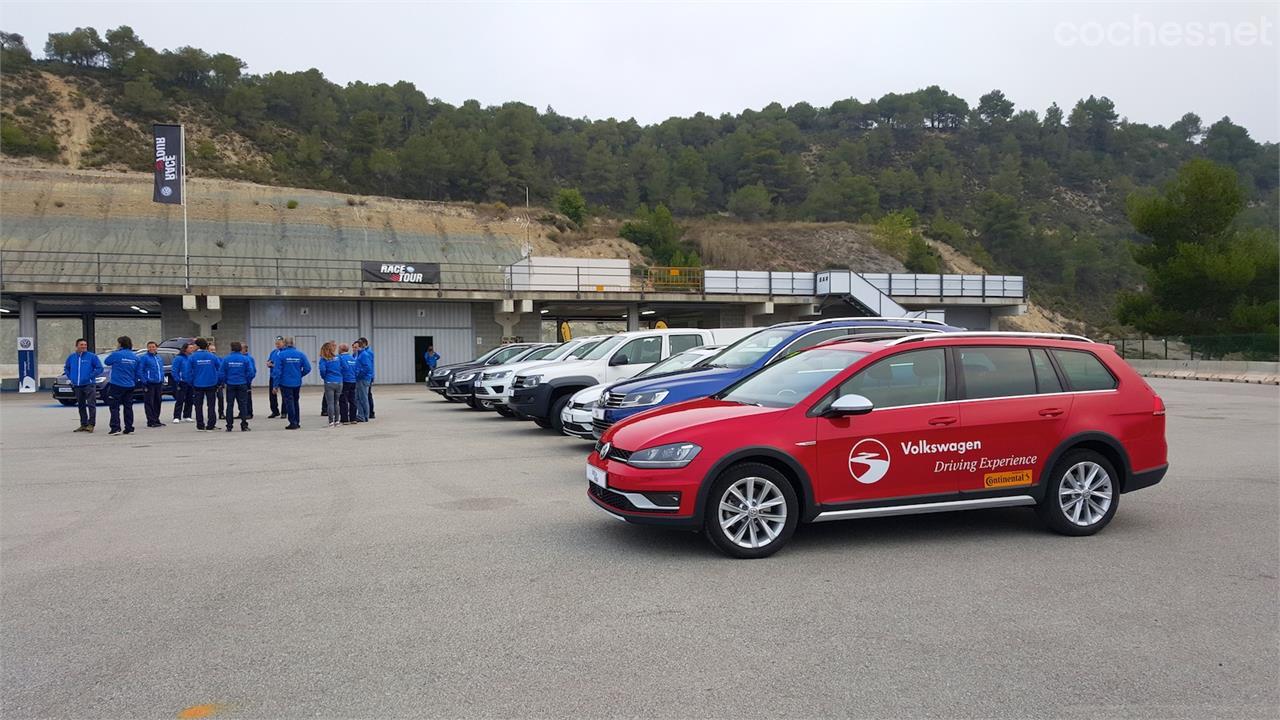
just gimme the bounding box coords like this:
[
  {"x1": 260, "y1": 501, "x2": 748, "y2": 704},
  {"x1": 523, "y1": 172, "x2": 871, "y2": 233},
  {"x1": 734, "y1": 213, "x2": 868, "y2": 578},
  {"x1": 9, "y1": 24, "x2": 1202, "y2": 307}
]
[
  {"x1": 555, "y1": 188, "x2": 587, "y2": 226},
  {"x1": 286, "y1": 199, "x2": 298, "y2": 209}
]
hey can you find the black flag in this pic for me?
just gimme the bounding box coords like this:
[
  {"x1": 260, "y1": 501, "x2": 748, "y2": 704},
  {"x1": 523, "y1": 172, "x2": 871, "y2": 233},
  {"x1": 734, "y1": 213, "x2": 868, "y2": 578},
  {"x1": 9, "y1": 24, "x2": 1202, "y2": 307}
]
[{"x1": 152, "y1": 124, "x2": 183, "y2": 205}]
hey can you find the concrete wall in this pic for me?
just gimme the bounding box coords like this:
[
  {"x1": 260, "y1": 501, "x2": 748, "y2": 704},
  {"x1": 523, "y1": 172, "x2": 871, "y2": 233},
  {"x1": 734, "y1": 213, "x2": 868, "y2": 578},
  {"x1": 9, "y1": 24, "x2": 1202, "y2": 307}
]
[{"x1": 1126, "y1": 359, "x2": 1280, "y2": 385}]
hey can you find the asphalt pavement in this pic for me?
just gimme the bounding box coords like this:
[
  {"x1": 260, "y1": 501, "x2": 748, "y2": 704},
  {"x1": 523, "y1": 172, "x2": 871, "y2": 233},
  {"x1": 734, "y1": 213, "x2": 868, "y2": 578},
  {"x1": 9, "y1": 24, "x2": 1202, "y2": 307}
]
[{"x1": 1, "y1": 380, "x2": 1276, "y2": 718}]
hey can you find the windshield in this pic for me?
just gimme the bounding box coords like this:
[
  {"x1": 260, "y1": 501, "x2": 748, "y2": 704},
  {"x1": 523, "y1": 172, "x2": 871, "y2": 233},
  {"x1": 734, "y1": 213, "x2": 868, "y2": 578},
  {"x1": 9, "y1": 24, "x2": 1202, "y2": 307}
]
[
  {"x1": 539, "y1": 342, "x2": 578, "y2": 361},
  {"x1": 569, "y1": 339, "x2": 604, "y2": 358},
  {"x1": 518, "y1": 345, "x2": 557, "y2": 362},
  {"x1": 488, "y1": 345, "x2": 532, "y2": 364},
  {"x1": 720, "y1": 348, "x2": 868, "y2": 408},
  {"x1": 580, "y1": 336, "x2": 625, "y2": 361},
  {"x1": 637, "y1": 350, "x2": 709, "y2": 377},
  {"x1": 706, "y1": 328, "x2": 793, "y2": 369}
]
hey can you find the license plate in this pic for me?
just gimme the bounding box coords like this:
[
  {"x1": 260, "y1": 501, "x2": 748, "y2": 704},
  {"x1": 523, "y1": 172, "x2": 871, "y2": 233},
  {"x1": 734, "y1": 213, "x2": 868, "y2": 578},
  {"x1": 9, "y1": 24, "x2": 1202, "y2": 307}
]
[
  {"x1": 586, "y1": 464, "x2": 607, "y2": 488},
  {"x1": 592, "y1": 407, "x2": 605, "y2": 420},
  {"x1": 56, "y1": 387, "x2": 71, "y2": 394}
]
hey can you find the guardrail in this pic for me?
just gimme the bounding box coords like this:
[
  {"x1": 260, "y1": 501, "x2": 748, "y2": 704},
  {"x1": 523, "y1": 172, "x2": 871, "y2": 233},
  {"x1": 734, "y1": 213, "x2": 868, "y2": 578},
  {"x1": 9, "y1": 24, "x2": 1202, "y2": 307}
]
[{"x1": 0, "y1": 249, "x2": 1026, "y2": 302}]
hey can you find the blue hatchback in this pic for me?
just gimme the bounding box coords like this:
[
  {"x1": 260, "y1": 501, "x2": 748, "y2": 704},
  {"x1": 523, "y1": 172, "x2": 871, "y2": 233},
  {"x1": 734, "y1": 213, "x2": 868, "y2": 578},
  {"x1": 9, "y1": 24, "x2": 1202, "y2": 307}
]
[{"x1": 589, "y1": 317, "x2": 962, "y2": 438}]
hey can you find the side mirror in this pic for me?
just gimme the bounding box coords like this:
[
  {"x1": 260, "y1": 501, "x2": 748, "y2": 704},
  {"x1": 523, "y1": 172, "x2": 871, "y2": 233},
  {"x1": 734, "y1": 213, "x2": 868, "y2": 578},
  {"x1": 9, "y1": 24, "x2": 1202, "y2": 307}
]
[
  {"x1": 826, "y1": 393, "x2": 874, "y2": 417},
  {"x1": 609, "y1": 354, "x2": 629, "y2": 366}
]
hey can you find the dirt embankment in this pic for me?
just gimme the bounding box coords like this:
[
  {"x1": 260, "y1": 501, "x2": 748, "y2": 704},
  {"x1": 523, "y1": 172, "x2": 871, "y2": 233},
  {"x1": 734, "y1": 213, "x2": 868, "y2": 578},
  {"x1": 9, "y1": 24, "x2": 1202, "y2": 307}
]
[{"x1": 684, "y1": 221, "x2": 906, "y2": 272}]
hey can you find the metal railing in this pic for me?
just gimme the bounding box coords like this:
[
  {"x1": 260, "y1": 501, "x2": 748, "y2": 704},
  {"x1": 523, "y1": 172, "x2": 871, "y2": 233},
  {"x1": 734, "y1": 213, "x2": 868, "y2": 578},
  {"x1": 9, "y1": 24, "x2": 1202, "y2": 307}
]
[{"x1": 1103, "y1": 335, "x2": 1278, "y2": 362}]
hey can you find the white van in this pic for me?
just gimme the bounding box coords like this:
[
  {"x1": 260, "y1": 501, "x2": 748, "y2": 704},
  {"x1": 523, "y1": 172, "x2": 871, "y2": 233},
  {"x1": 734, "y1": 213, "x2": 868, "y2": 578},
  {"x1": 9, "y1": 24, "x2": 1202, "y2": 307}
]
[{"x1": 505, "y1": 327, "x2": 755, "y2": 431}]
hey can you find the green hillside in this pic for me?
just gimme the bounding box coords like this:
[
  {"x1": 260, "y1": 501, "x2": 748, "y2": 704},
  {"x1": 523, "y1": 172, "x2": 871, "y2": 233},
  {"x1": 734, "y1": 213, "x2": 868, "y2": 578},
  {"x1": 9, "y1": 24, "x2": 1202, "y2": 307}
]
[{"x1": 1, "y1": 26, "x2": 1277, "y2": 328}]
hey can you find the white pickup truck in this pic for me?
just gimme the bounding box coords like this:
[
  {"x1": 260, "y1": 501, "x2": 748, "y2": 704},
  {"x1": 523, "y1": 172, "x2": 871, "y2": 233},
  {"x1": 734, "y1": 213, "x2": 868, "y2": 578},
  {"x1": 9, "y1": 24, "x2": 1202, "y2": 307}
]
[{"x1": 506, "y1": 327, "x2": 755, "y2": 431}]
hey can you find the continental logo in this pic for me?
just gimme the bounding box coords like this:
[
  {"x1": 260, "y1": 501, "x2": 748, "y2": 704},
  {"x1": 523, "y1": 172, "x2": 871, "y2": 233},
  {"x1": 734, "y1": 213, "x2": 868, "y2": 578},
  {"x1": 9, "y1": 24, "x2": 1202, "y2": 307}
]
[{"x1": 983, "y1": 469, "x2": 1033, "y2": 488}]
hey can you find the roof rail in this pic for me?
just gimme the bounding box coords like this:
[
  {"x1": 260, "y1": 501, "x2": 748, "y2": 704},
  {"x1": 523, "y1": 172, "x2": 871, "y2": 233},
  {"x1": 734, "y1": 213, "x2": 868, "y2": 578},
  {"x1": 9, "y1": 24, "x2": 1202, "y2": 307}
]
[
  {"x1": 811, "y1": 316, "x2": 949, "y2": 326},
  {"x1": 886, "y1": 331, "x2": 1094, "y2": 346}
]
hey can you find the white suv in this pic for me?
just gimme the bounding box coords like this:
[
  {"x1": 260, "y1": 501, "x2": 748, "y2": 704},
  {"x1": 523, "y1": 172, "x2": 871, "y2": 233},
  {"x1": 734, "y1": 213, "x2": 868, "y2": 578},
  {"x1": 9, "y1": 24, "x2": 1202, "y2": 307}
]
[
  {"x1": 472, "y1": 335, "x2": 612, "y2": 416},
  {"x1": 506, "y1": 327, "x2": 755, "y2": 431}
]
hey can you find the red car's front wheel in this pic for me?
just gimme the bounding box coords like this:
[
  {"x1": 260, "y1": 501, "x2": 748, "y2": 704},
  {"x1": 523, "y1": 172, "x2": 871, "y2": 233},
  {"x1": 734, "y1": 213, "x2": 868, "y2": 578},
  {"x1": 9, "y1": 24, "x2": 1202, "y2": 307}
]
[{"x1": 703, "y1": 462, "x2": 799, "y2": 559}]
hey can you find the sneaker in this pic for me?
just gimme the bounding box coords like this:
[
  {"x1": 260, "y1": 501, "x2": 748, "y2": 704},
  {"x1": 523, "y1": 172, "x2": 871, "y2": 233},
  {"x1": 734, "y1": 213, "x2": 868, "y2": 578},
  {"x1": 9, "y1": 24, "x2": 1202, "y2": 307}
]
[
  {"x1": 85, "y1": 426, "x2": 95, "y2": 433},
  {"x1": 268, "y1": 413, "x2": 280, "y2": 419},
  {"x1": 155, "y1": 422, "x2": 166, "y2": 427},
  {"x1": 285, "y1": 424, "x2": 300, "y2": 430},
  {"x1": 241, "y1": 424, "x2": 250, "y2": 432},
  {"x1": 226, "y1": 427, "x2": 234, "y2": 432},
  {"x1": 108, "y1": 429, "x2": 122, "y2": 436},
  {"x1": 74, "y1": 425, "x2": 87, "y2": 432},
  {"x1": 123, "y1": 429, "x2": 134, "y2": 435}
]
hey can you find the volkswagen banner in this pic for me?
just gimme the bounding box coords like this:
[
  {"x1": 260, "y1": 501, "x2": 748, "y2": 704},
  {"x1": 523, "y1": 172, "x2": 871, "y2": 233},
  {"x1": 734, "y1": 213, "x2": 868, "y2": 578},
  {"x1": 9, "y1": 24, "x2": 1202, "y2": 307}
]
[
  {"x1": 361, "y1": 262, "x2": 441, "y2": 284},
  {"x1": 152, "y1": 123, "x2": 184, "y2": 205}
]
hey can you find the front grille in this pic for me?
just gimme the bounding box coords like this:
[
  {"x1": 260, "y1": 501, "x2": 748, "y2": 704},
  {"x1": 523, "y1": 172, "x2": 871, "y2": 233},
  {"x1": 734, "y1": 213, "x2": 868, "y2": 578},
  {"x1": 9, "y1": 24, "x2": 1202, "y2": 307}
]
[
  {"x1": 593, "y1": 440, "x2": 631, "y2": 462},
  {"x1": 604, "y1": 391, "x2": 626, "y2": 408},
  {"x1": 592, "y1": 418, "x2": 613, "y2": 436}
]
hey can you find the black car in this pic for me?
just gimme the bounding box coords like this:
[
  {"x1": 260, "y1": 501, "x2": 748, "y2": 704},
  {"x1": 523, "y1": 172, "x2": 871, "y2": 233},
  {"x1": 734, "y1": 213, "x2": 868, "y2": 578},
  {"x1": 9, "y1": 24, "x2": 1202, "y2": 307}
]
[
  {"x1": 429, "y1": 343, "x2": 544, "y2": 403},
  {"x1": 51, "y1": 347, "x2": 179, "y2": 405},
  {"x1": 443, "y1": 343, "x2": 556, "y2": 409}
]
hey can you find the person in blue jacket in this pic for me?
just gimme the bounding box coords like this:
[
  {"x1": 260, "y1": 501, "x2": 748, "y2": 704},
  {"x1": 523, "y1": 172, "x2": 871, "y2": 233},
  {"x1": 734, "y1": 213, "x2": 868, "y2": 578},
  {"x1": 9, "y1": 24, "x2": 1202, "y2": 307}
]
[
  {"x1": 188, "y1": 338, "x2": 222, "y2": 431},
  {"x1": 423, "y1": 345, "x2": 440, "y2": 381},
  {"x1": 354, "y1": 338, "x2": 376, "y2": 422},
  {"x1": 275, "y1": 336, "x2": 312, "y2": 429},
  {"x1": 241, "y1": 343, "x2": 257, "y2": 420},
  {"x1": 140, "y1": 341, "x2": 167, "y2": 429},
  {"x1": 64, "y1": 337, "x2": 103, "y2": 433},
  {"x1": 317, "y1": 341, "x2": 345, "y2": 428},
  {"x1": 103, "y1": 336, "x2": 140, "y2": 436},
  {"x1": 267, "y1": 336, "x2": 285, "y2": 419},
  {"x1": 338, "y1": 342, "x2": 358, "y2": 425},
  {"x1": 218, "y1": 341, "x2": 256, "y2": 432},
  {"x1": 171, "y1": 343, "x2": 195, "y2": 424}
]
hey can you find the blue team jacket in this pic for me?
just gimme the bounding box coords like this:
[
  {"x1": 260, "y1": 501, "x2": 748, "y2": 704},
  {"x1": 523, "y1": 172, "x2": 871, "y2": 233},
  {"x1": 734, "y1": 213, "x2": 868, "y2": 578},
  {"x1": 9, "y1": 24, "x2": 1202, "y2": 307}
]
[
  {"x1": 339, "y1": 353, "x2": 358, "y2": 383},
  {"x1": 275, "y1": 347, "x2": 312, "y2": 387},
  {"x1": 104, "y1": 349, "x2": 141, "y2": 388},
  {"x1": 355, "y1": 348, "x2": 376, "y2": 382},
  {"x1": 63, "y1": 351, "x2": 104, "y2": 387},
  {"x1": 268, "y1": 348, "x2": 283, "y2": 382},
  {"x1": 171, "y1": 354, "x2": 191, "y2": 384},
  {"x1": 140, "y1": 352, "x2": 165, "y2": 385},
  {"x1": 219, "y1": 351, "x2": 256, "y2": 385},
  {"x1": 318, "y1": 357, "x2": 344, "y2": 383},
  {"x1": 188, "y1": 350, "x2": 222, "y2": 388}
]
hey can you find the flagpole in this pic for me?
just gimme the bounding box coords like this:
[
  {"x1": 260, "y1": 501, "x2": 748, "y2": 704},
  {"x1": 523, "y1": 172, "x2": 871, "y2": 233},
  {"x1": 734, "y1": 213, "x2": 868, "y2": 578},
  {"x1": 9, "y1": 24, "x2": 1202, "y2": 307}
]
[{"x1": 181, "y1": 124, "x2": 189, "y2": 290}]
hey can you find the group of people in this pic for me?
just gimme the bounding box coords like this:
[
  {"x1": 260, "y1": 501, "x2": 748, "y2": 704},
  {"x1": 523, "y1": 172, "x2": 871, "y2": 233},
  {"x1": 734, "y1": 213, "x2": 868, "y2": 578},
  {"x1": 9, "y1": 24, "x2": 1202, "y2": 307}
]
[{"x1": 63, "y1": 335, "x2": 377, "y2": 435}]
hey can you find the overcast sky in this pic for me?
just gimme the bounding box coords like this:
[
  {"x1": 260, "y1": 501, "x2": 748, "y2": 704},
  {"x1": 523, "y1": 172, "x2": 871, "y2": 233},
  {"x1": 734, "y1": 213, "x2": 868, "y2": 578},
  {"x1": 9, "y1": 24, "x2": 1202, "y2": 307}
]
[{"x1": 4, "y1": 1, "x2": 1277, "y2": 140}]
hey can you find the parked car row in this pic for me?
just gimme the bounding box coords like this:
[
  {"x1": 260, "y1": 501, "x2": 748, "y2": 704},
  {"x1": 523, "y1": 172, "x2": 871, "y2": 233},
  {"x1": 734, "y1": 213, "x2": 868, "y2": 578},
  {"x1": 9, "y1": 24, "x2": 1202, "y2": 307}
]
[{"x1": 432, "y1": 319, "x2": 1170, "y2": 559}]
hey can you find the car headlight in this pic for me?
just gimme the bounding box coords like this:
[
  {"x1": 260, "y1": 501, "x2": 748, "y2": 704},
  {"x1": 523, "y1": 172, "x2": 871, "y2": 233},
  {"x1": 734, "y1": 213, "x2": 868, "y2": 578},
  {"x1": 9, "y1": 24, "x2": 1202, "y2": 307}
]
[
  {"x1": 521, "y1": 375, "x2": 541, "y2": 388},
  {"x1": 621, "y1": 390, "x2": 668, "y2": 408},
  {"x1": 455, "y1": 372, "x2": 476, "y2": 382},
  {"x1": 627, "y1": 442, "x2": 701, "y2": 468},
  {"x1": 432, "y1": 368, "x2": 450, "y2": 377},
  {"x1": 482, "y1": 370, "x2": 510, "y2": 380}
]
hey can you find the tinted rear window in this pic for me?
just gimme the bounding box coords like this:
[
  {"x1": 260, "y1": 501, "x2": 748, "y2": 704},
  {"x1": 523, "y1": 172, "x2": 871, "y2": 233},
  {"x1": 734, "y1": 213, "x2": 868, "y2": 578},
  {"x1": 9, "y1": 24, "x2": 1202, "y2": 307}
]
[
  {"x1": 1052, "y1": 349, "x2": 1118, "y2": 391},
  {"x1": 958, "y1": 347, "x2": 1037, "y2": 400}
]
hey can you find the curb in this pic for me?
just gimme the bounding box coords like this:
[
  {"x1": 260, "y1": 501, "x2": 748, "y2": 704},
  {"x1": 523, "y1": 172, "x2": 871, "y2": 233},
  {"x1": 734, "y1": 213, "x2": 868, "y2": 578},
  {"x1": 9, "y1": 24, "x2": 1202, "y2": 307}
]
[{"x1": 1135, "y1": 369, "x2": 1280, "y2": 385}]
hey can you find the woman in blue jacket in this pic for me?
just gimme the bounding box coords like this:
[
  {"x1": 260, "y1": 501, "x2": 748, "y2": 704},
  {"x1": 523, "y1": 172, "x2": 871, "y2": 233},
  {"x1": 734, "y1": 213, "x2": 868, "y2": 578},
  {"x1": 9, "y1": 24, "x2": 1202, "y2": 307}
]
[{"x1": 317, "y1": 341, "x2": 344, "y2": 428}]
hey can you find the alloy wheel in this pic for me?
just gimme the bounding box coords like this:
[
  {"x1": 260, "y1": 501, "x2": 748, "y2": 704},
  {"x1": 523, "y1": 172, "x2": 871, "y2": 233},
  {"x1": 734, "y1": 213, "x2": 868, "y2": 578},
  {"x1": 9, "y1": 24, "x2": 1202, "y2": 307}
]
[
  {"x1": 1058, "y1": 461, "x2": 1113, "y2": 527},
  {"x1": 718, "y1": 476, "x2": 787, "y2": 549}
]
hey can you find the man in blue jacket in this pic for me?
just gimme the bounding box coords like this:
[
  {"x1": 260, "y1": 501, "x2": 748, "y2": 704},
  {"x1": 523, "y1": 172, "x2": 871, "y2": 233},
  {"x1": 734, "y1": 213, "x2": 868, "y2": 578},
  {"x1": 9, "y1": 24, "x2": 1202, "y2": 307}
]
[
  {"x1": 242, "y1": 343, "x2": 257, "y2": 420},
  {"x1": 171, "y1": 343, "x2": 195, "y2": 424},
  {"x1": 275, "y1": 336, "x2": 312, "y2": 429},
  {"x1": 103, "y1": 336, "x2": 140, "y2": 436},
  {"x1": 188, "y1": 338, "x2": 222, "y2": 431},
  {"x1": 64, "y1": 338, "x2": 103, "y2": 433},
  {"x1": 218, "y1": 341, "x2": 256, "y2": 432},
  {"x1": 140, "y1": 341, "x2": 166, "y2": 428},
  {"x1": 267, "y1": 336, "x2": 285, "y2": 419},
  {"x1": 354, "y1": 338, "x2": 376, "y2": 422},
  {"x1": 338, "y1": 343, "x2": 358, "y2": 425},
  {"x1": 423, "y1": 345, "x2": 440, "y2": 382}
]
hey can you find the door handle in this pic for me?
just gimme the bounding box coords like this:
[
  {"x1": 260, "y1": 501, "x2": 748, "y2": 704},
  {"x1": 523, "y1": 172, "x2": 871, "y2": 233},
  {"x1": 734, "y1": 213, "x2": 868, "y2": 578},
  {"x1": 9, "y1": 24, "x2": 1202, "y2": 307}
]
[
  {"x1": 928, "y1": 416, "x2": 958, "y2": 426},
  {"x1": 1038, "y1": 408, "x2": 1064, "y2": 417}
]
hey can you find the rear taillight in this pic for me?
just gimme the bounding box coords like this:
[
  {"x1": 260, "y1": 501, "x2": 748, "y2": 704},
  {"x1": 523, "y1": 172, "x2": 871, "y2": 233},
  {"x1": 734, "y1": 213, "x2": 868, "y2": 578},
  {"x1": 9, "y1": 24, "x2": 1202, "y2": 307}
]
[{"x1": 1153, "y1": 395, "x2": 1166, "y2": 416}]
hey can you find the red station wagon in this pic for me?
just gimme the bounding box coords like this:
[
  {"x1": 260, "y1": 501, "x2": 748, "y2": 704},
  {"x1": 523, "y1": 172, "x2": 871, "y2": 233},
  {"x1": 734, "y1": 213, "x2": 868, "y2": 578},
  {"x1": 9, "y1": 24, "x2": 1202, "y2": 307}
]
[{"x1": 587, "y1": 332, "x2": 1169, "y2": 558}]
